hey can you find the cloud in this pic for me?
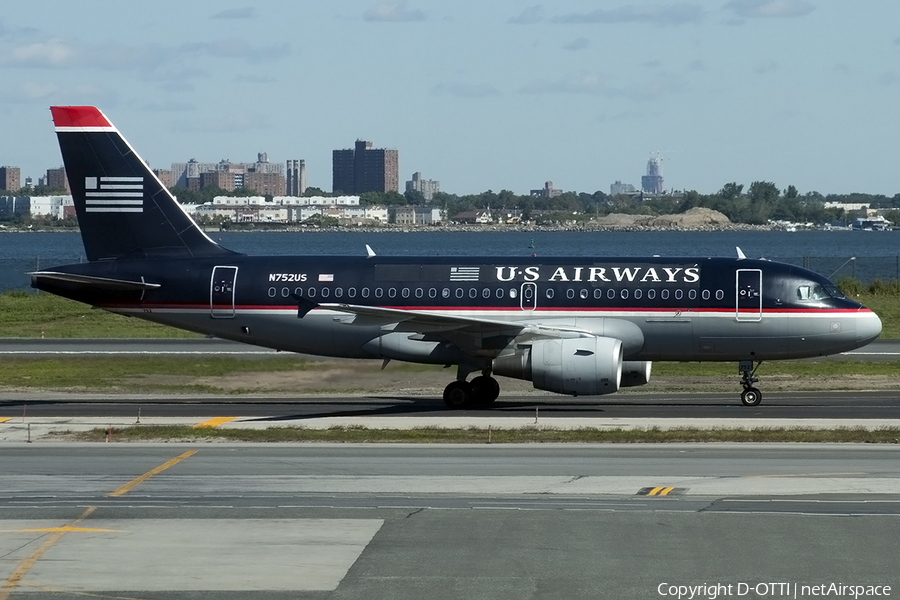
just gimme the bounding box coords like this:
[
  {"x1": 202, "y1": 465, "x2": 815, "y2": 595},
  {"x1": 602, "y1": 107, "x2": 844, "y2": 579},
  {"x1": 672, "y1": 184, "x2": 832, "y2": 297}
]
[
  {"x1": 432, "y1": 82, "x2": 500, "y2": 98},
  {"x1": 520, "y1": 72, "x2": 683, "y2": 100},
  {"x1": 563, "y1": 37, "x2": 590, "y2": 51},
  {"x1": 508, "y1": 5, "x2": 544, "y2": 24},
  {"x1": 554, "y1": 4, "x2": 705, "y2": 26},
  {"x1": 521, "y1": 73, "x2": 607, "y2": 94},
  {"x1": 878, "y1": 72, "x2": 900, "y2": 86},
  {"x1": 363, "y1": 1, "x2": 426, "y2": 22},
  {"x1": 2, "y1": 38, "x2": 76, "y2": 67},
  {"x1": 0, "y1": 80, "x2": 112, "y2": 104},
  {"x1": 211, "y1": 7, "x2": 257, "y2": 19},
  {"x1": 755, "y1": 60, "x2": 779, "y2": 74},
  {"x1": 724, "y1": 0, "x2": 815, "y2": 18},
  {"x1": 0, "y1": 37, "x2": 290, "y2": 71},
  {"x1": 141, "y1": 101, "x2": 196, "y2": 112}
]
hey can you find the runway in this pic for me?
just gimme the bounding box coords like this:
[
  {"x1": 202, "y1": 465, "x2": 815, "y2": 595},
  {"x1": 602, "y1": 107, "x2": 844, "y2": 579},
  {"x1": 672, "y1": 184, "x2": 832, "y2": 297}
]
[{"x1": 1, "y1": 444, "x2": 899, "y2": 599}]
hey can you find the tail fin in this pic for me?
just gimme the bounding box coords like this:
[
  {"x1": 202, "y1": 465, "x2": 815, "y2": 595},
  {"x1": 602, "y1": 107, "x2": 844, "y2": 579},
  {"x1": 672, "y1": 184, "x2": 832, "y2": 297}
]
[{"x1": 50, "y1": 106, "x2": 237, "y2": 261}]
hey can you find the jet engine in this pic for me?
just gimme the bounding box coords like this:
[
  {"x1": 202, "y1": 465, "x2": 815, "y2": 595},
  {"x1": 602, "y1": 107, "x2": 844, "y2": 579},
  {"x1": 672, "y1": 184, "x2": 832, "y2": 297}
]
[
  {"x1": 621, "y1": 361, "x2": 652, "y2": 388},
  {"x1": 492, "y1": 336, "x2": 623, "y2": 396}
]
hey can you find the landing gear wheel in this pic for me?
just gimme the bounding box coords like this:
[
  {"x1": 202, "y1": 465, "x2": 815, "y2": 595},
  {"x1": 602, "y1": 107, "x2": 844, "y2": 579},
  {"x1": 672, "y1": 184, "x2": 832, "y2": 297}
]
[
  {"x1": 443, "y1": 381, "x2": 473, "y2": 409},
  {"x1": 469, "y1": 375, "x2": 500, "y2": 407},
  {"x1": 741, "y1": 387, "x2": 762, "y2": 407}
]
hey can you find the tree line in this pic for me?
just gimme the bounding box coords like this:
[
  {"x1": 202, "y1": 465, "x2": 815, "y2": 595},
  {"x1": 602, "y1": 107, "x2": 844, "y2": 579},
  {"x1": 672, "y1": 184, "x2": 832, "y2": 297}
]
[{"x1": 4, "y1": 181, "x2": 900, "y2": 226}]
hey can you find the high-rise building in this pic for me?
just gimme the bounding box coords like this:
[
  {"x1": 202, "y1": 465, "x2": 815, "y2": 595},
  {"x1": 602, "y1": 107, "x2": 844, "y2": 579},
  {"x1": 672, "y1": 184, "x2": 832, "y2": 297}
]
[
  {"x1": 46, "y1": 167, "x2": 69, "y2": 192},
  {"x1": 405, "y1": 172, "x2": 439, "y2": 201},
  {"x1": 641, "y1": 154, "x2": 664, "y2": 195},
  {"x1": 0, "y1": 166, "x2": 21, "y2": 192},
  {"x1": 332, "y1": 140, "x2": 399, "y2": 194},
  {"x1": 286, "y1": 159, "x2": 307, "y2": 196}
]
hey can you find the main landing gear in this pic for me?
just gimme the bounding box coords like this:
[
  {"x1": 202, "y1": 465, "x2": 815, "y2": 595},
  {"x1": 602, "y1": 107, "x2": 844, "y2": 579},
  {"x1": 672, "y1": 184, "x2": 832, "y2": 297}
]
[
  {"x1": 739, "y1": 360, "x2": 762, "y2": 407},
  {"x1": 443, "y1": 369, "x2": 500, "y2": 410}
]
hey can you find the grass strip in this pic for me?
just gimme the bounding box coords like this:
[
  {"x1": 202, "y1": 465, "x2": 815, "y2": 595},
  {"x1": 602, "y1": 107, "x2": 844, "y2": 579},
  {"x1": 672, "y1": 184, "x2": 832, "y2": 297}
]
[{"x1": 68, "y1": 425, "x2": 900, "y2": 444}]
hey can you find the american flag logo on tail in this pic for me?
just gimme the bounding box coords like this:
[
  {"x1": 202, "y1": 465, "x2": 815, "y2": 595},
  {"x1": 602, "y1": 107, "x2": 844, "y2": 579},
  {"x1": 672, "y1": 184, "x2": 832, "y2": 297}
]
[
  {"x1": 450, "y1": 266, "x2": 480, "y2": 281},
  {"x1": 84, "y1": 176, "x2": 143, "y2": 213}
]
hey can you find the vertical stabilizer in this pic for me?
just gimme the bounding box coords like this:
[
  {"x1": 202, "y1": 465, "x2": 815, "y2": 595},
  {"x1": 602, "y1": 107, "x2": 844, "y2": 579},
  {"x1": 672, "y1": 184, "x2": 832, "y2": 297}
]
[{"x1": 50, "y1": 106, "x2": 236, "y2": 261}]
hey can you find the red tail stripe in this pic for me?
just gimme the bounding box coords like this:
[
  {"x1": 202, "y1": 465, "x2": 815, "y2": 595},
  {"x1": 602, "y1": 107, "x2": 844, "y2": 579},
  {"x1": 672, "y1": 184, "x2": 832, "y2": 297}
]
[{"x1": 50, "y1": 106, "x2": 112, "y2": 129}]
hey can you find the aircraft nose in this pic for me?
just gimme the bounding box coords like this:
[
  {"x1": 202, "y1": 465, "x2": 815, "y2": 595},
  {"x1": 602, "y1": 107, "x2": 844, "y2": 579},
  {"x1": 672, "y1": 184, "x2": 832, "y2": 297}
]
[{"x1": 856, "y1": 310, "x2": 882, "y2": 347}]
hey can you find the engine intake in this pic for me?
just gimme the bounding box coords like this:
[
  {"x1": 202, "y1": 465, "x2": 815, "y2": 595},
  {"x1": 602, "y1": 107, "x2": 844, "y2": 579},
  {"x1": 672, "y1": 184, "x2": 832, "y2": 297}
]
[{"x1": 492, "y1": 336, "x2": 623, "y2": 396}]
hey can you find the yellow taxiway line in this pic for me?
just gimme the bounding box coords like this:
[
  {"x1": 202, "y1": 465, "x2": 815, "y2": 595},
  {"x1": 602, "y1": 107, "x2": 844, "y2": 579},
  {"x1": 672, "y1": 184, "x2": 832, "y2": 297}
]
[
  {"x1": 193, "y1": 417, "x2": 237, "y2": 428},
  {"x1": 108, "y1": 449, "x2": 197, "y2": 497}
]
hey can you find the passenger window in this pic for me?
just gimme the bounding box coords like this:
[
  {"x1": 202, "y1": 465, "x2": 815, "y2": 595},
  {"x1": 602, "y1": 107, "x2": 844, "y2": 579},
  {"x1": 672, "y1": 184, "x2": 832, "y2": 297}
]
[
  {"x1": 634, "y1": 289, "x2": 642, "y2": 300},
  {"x1": 469, "y1": 288, "x2": 478, "y2": 299},
  {"x1": 334, "y1": 287, "x2": 343, "y2": 298},
  {"x1": 607, "y1": 289, "x2": 616, "y2": 300},
  {"x1": 510, "y1": 288, "x2": 518, "y2": 299},
  {"x1": 715, "y1": 290, "x2": 724, "y2": 301},
  {"x1": 375, "y1": 288, "x2": 383, "y2": 298},
  {"x1": 281, "y1": 287, "x2": 290, "y2": 298},
  {"x1": 661, "y1": 289, "x2": 670, "y2": 300},
  {"x1": 674, "y1": 289, "x2": 683, "y2": 300},
  {"x1": 688, "y1": 289, "x2": 696, "y2": 300},
  {"x1": 546, "y1": 288, "x2": 555, "y2": 299},
  {"x1": 455, "y1": 288, "x2": 464, "y2": 299},
  {"x1": 482, "y1": 288, "x2": 491, "y2": 299},
  {"x1": 307, "y1": 287, "x2": 316, "y2": 298},
  {"x1": 348, "y1": 288, "x2": 357, "y2": 298},
  {"x1": 268, "y1": 287, "x2": 276, "y2": 298},
  {"x1": 496, "y1": 288, "x2": 505, "y2": 299},
  {"x1": 594, "y1": 289, "x2": 603, "y2": 299},
  {"x1": 388, "y1": 288, "x2": 397, "y2": 298},
  {"x1": 401, "y1": 287, "x2": 410, "y2": 298},
  {"x1": 320, "y1": 287, "x2": 330, "y2": 298},
  {"x1": 620, "y1": 289, "x2": 629, "y2": 299},
  {"x1": 702, "y1": 289, "x2": 710, "y2": 300},
  {"x1": 567, "y1": 289, "x2": 575, "y2": 299},
  {"x1": 580, "y1": 289, "x2": 588, "y2": 299},
  {"x1": 429, "y1": 288, "x2": 437, "y2": 299},
  {"x1": 647, "y1": 289, "x2": 656, "y2": 300},
  {"x1": 442, "y1": 288, "x2": 450, "y2": 299},
  {"x1": 362, "y1": 287, "x2": 370, "y2": 298},
  {"x1": 415, "y1": 288, "x2": 424, "y2": 299}
]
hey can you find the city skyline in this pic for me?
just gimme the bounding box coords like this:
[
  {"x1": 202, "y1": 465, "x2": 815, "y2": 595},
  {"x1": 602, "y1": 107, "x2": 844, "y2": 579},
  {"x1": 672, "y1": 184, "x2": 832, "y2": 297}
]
[{"x1": 0, "y1": 1, "x2": 898, "y2": 196}]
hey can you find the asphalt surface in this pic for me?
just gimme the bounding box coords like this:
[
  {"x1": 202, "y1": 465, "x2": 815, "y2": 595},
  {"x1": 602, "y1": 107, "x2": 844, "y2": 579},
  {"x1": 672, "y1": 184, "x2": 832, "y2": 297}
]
[
  {"x1": 1, "y1": 444, "x2": 899, "y2": 599},
  {"x1": 3, "y1": 390, "x2": 900, "y2": 421}
]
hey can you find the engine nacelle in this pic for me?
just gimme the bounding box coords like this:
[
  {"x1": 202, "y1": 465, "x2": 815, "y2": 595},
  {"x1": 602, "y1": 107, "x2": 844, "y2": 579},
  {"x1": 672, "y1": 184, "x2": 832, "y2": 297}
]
[
  {"x1": 621, "y1": 361, "x2": 652, "y2": 388},
  {"x1": 492, "y1": 336, "x2": 623, "y2": 396}
]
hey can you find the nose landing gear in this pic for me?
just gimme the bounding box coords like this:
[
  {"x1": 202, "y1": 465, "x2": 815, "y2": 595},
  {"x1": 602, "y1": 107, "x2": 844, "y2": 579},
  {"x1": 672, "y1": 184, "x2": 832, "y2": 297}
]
[{"x1": 739, "y1": 360, "x2": 762, "y2": 406}]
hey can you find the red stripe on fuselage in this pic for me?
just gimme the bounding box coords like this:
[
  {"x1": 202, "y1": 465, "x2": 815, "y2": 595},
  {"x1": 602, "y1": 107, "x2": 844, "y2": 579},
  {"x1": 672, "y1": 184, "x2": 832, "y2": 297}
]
[
  {"x1": 50, "y1": 106, "x2": 112, "y2": 129},
  {"x1": 100, "y1": 302, "x2": 872, "y2": 315}
]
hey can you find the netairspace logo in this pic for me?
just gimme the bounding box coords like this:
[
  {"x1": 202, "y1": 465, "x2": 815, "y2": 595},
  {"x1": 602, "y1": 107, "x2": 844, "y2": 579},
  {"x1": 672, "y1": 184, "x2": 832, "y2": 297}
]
[{"x1": 657, "y1": 582, "x2": 892, "y2": 599}]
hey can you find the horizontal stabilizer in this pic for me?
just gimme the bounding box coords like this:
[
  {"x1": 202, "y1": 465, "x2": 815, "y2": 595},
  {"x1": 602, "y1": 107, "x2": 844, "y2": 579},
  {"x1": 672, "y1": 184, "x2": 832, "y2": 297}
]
[{"x1": 29, "y1": 271, "x2": 161, "y2": 292}]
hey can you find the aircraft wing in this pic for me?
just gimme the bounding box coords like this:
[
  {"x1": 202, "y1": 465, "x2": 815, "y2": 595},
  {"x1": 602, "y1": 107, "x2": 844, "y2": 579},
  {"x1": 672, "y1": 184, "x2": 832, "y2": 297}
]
[{"x1": 317, "y1": 302, "x2": 528, "y2": 334}]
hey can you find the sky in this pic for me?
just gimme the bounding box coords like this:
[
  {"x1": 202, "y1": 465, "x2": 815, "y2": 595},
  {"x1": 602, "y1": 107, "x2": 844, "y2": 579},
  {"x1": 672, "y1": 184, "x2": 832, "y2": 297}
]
[{"x1": 1, "y1": 1, "x2": 898, "y2": 197}]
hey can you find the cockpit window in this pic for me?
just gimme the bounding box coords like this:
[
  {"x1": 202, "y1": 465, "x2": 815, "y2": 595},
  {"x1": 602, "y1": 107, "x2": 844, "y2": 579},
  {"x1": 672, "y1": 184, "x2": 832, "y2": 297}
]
[{"x1": 797, "y1": 283, "x2": 843, "y2": 301}]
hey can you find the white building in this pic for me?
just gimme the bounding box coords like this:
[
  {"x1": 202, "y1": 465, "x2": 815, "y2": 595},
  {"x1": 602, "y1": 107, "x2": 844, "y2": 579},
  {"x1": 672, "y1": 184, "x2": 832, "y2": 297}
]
[{"x1": 29, "y1": 195, "x2": 73, "y2": 219}]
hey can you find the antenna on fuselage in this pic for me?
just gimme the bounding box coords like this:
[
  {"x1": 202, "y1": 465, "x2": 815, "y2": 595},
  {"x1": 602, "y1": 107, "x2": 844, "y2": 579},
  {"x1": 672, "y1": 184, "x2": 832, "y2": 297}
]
[
  {"x1": 365, "y1": 244, "x2": 376, "y2": 258},
  {"x1": 736, "y1": 247, "x2": 746, "y2": 260}
]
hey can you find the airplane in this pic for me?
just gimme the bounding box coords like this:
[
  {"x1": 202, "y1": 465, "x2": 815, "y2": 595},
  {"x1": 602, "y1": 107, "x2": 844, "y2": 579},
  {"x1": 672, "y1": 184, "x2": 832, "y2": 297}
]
[{"x1": 32, "y1": 106, "x2": 882, "y2": 409}]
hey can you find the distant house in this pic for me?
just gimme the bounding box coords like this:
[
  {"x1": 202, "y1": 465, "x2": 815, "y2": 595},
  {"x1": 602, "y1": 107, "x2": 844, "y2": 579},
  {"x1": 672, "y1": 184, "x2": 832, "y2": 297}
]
[{"x1": 452, "y1": 210, "x2": 493, "y2": 224}]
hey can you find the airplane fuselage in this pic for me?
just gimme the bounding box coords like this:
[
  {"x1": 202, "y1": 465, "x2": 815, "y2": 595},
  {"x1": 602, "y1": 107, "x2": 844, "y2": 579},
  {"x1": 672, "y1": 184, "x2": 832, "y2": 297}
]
[{"x1": 35, "y1": 254, "x2": 880, "y2": 363}]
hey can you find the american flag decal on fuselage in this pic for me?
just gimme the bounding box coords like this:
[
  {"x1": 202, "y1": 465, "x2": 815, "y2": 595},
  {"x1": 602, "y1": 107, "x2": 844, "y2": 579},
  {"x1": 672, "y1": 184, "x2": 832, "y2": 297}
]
[
  {"x1": 450, "y1": 266, "x2": 480, "y2": 281},
  {"x1": 84, "y1": 176, "x2": 143, "y2": 213}
]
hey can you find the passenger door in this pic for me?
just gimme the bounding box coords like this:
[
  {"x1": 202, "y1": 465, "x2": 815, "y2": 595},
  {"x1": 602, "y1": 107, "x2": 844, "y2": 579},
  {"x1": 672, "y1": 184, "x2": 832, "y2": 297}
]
[
  {"x1": 735, "y1": 269, "x2": 762, "y2": 322},
  {"x1": 210, "y1": 266, "x2": 238, "y2": 318}
]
